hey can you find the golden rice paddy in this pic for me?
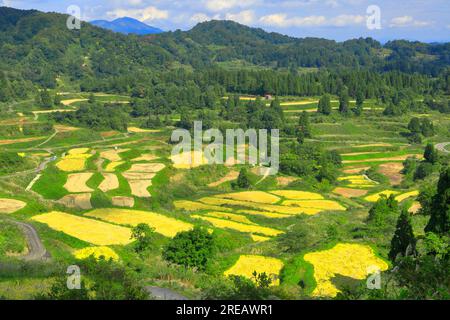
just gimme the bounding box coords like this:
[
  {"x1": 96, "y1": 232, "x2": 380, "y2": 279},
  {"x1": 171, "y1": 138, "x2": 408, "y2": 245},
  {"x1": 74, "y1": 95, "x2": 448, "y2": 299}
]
[
  {"x1": 74, "y1": 246, "x2": 119, "y2": 261},
  {"x1": 214, "y1": 191, "x2": 280, "y2": 204},
  {"x1": 191, "y1": 215, "x2": 283, "y2": 237},
  {"x1": 282, "y1": 200, "x2": 346, "y2": 211},
  {"x1": 204, "y1": 212, "x2": 255, "y2": 225},
  {"x1": 224, "y1": 255, "x2": 284, "y2": 286},
  {"x1": 0, "y1": 198, "x2": 26, "y2": 214},
  {"x1": 364, "y1": 190, "x2": 400, "y2": 202},
  {"x1": 171, "y1": 150, "x2": 210, "y2": 169},
  {"x1": 31, "y1": 211, "x2": 132, "y2": 245},
  {"x1": 174, "y1": 200, "x2": 234, "y2": 213},
  {"x1": 127, "y1": 127, "x2": 161, "y2": 133},
  {"x1": 395, "y1": 190, "x2": 419, "y2": 202},
  {"x1": 251, "y1": 234, "x2": 271, "y2": 242},
  {"x1": 104, "y1": 161, "x2": 125, "y2": 172},
  {"x1": 56, "y1": 153, "x2": 92, "y2": 172},
  {"x1": 85, "y1": 208, "x2": 193, "y2": 238},
  {"x1": 67, "y1": 148, "x2": 90, "y2": 155},
  {"x1": 304, "y1": 243, "x2": 389, "y2": 297},
  {"x1": 269, "y1": 190, "x2": 324, "y2": 200},
  {"x1": 236, "y1": 210, "x2": 291, "y2": 219}
]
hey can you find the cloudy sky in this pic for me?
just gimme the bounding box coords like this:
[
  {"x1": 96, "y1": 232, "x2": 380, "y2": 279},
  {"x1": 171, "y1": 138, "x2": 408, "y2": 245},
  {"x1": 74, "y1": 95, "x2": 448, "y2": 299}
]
[{"x1": 1, "y1": 0, "x2": 449, "y2": 42}]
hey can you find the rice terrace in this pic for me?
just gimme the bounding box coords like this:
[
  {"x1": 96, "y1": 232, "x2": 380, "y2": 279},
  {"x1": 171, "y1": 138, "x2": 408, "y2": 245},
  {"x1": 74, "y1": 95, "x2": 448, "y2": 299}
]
[{"x1": 0, "y1": 3, "x2": 449, "y2": 304}]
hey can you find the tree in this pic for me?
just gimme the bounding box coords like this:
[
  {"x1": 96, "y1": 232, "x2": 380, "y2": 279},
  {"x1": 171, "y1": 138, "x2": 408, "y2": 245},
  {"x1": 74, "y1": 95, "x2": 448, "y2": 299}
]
[
  {"x1": 162, "y1": 227, "x2": 215, "y2": 271},
  {"x1": 389, "y1": 209, "x2": 416, "y2": 262},
  {"x1": 368, "y1": 195, "x2": 398, "y2": 226},
  {"x1": 54, "y1": 94, "x2": 62, "y2": 106},
  {"x1": 298, "y1": 111, "x2": 311, "y2": 138},
  {"x1": 235, "y1": 168, "x2": 251, "y2": 189},
  {"x1": 425, "y1": 167, "x2": 450, "y2": 234},
  {"x1": 424, "y1": 143, "x2": 438, "y2": 164},
  {"x1": 88, "y1": 93, "x2": 96, "y2": 104},
  {"x1": 318, "y1": 94, "x2": 331, "y2": 115},
  {"x1": 414, "y1": 162, "x2": 433, "y2": 180},
  {"x1": 339, "y1": 87, "x2": 350, "y2": 114},
  {"x1": 420, "y1": 118, "x2": 435, "y2": 137},
  {"x1": 0, "y1": 71, "x2": 12, "y2": 102},
  {"x1": 354, "y1": 90, "x2": 364, "y2": 116},
  {"x1": 131, "y1": 223, "x2": 155, "y2": 254},
  {"x1": 407, "y1": 117, "x2": 421, "y2": 133},
  {"x1": 40, "y1": 89, "x2": 53, "y2": 108}
]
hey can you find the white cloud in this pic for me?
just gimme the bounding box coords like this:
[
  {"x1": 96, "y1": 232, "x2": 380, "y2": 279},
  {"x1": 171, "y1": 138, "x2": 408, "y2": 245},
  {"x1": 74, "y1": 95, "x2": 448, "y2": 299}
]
[
  {"x1": 204, "y1": 0, "x2": 259, "y2": 12},
  {"x1": 190, "y1": 13, "x2": 212, "y2": 23},
  {"x1": 259, "y1": 13, "x2": 364, "y2": 27},
  {"x1": 107, "y1": 6, "x2": 169, "y2": 22},
  {"x1": 225, "y1": 10, "x2": 255, "y2": 24},
  {"x1": 390, "y1": 16, "x2": 431, "y2": 28}
]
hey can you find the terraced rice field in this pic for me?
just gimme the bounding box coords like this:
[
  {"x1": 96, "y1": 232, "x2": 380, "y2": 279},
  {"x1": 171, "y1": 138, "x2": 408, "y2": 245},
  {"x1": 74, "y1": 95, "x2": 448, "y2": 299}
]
[
  {"x1": 31, "y1": 211, "x2": 132, "y2": 245},
  {"x1": 224, "y1": 255, "x2": 284, "y2": 286},
  {"x1": 56, "y1": 149, "x2": 92, "y2": 172},
  {"x1": 364, "y1": 190, "x2": 400, "y2": 202},
  {"x1": 395, "y1": 190, "x2": 419, "y2": 202},
  {"x1": 282, "y1": 200, "x2": 346, "y2": 211},
  {"x1": 303, "y1": 243, "x2": 389, "y2": 297},
  {"x1": 269, "y1": 190, "x2": 324, "y2": 200},
  {"x1": 192, "y1": 215, "x2": 283, "y2": 237},
  {"x1": 215, "y1": 191, "x2": 280, "y2": 204},
  {"x1": 64, "y1": 173, "x2": 94, "y2": 193},
  {"x1": 337, "y1": 175, "x2": 377, "y2": 188},
  {"x1": 104, "y1": 161, "x2": 125, "y2": 172},
  {"x1": 98, "y1": 173, "x2": 119, "y2": 192},
  {"x1": 0, "y1": 198, "x2": 26, "y2": 214},
  {"x1": 74, "y1": 246, "x2": 119, "y2": 261},
  {"x1": 85, "y1": 208, "x2": 193, "y2": 238}
]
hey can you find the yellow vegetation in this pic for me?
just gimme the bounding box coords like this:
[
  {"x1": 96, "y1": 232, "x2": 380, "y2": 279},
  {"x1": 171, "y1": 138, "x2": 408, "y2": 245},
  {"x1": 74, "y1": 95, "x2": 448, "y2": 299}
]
[
  {"x1": 282, "y1": 200, "x2": 346, "y2": 211},
  {"x1": 251, "y1": 234, "x2": 271, "y2": 242},
  {"x1": 105, "y1": 161, "x2": 125, "y2": 172},
  {"x1": 56, "y1": 150, "x2": 92, "y2": 172},
  {"x1": 304, "y1": 243, "x2": 389, "y2": 297},
  {"x1": 236, "y1": 210, "x2": 292, "y2": 219},
  {"x1": 192, "y1": 215, "x2": 283, "y2": 237},
  {"x1": 173, "y1": 200, "x2": 234, "y2": 212},
  {"x1": 269, "y1": 190, "x2": 324, "y2": 200},
  {"x1": 32, "y1": 211, "x2": 132, "y2": 245},
  {"x1": 86, "y1": 208, "x2": 193, "y2": 238},
  {"x1": 170, "y1": 150, "x2": 210, "y2": 169},
  {"x1": 395, "y1": 190, "x2": 419, "y2": 202},
  {"x1": 74, "y1": 246, "x2": 119, "y2": 261},
  {"x1": 204, "y1": 211, "x2": 255, "y2": 225},
  {"x1": 68, "y1": 148, "x2": 90, "y2": 155},
  {"x1": 224, "y1": 255, "x2": 284, "y2": 286},
  {"x1": 364, "y1": 190, "x2": 400, "y2": 202},
  {"x1": 215, "y1": 191, "x2": 280, "y2": 204}
]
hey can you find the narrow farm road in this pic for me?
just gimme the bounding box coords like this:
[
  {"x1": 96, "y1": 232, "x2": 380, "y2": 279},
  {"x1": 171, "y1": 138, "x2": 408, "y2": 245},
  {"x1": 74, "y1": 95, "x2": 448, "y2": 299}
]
[
  {"x1": 145, "y1": 286, "x2": 189, "y2": 300},
  {"x1": 8, "y1": 220, "x2": 50, "y2": 261},
  {"x1": 435, "y1": 142, "x2": 450, "y2": 154}
]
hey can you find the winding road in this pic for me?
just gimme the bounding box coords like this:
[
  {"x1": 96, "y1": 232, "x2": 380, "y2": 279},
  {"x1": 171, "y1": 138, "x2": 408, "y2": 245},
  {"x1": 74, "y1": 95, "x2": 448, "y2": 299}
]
[
  {"x1": 435, "y1": 142, "x2": 450, "y2": 154},
  {"x1": 8, "y1": 220, "x2": 50, "y2": 261}
]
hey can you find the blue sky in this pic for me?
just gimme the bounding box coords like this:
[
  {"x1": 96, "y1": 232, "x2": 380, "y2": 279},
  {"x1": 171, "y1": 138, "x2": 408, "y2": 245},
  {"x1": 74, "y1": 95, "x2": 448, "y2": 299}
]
[{"x1": 1, "y1": 0, "x2": 449, "y2": 42}]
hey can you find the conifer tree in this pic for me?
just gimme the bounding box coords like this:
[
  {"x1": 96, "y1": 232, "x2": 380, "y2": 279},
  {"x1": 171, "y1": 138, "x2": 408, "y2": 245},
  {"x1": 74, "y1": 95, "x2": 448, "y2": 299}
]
[{"x1": 389, "y1": 209, "x2": 416, "y2": 262}]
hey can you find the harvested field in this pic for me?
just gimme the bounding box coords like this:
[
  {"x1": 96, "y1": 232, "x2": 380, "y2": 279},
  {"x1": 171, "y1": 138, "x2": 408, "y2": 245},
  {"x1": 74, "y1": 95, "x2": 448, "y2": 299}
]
[
  {"x1": 86, "y1": 208, "x2": 193, "y2": 238},
  {"x1": 224, "y1": 255, "x2": 284, "y2": 286},
  {"x1": 64, "y1": 173, "x2": 94, "y2": 193},
  {"x1": 191, "y1": 215, "x2": 283, "y2": 237},
  {"x1": 132, "y1": 154, "x2": 159, "y2": 162},
  {"x1": 122, "y1": 172, "x2": 156, "y2": 180},
  {"x1": 171, "y1": 150, "x2": 210, "y2": 169},
  {"x1": 74, "y1": 246, "x2": 119, "y2": 261},
  {"x1": 58, "y1": 193, "x2": 92, "y2": 210},
  {"x1": 282, "y1": 200, "x2": 346, "y2": 211},
  {"x1": 343, "y1": 167, "x2": 371, "y2": 174},
  {"x1": 127, "y1": 163, "x2": 165, "y2": 173},
  {"x1": 408, "y1": 202, "x2": 422, "y2": 214},
  {"x1": 0, "y1": 136, "x2": 44, "y2": 146},
  {"x1": 100, "y1": 149, "x2": 129, "y2": 162},
  {"x1": 215, "y1": 191, "x2": 280, "y2": 204},
  {"x1": 269, "y1": 190, "x2": 323, "y2": 200},
  {"x1": 0, "y1": 198, "x2": 26, "y2": 214},
  {"x1": 207, "y1": 171, "x2": 239, "y2": 187},
  {"x1": 32, "y1": 211, "x2": 132, "y2": 245},
  {"x1": 127, "y1": 180, "x2": 152, "y2": 198},
  {"x1": 304, "y1": 243, "x2": 388, "y2": 297},
  {"x1": 98, "y1": 173, "x2": 119, "y2": 192},
  {"x1": 378, "y1": 163, "x2": 404, "y2": 185},
  {"x1": 112, "y1": 196, "x2": 135, "y2": 208},
  {"x1": 333, "y1": 187, "x2": 368, "y2": 198},
  {"x1": 105, "y1": 161, "x2": 125, "y2": 172},
  {"x1": 54, "y1": 125, "x2": 79, "y2": 132},
  {"x1": 276, "y1": 176, "x2": 298, "y2": 187},
  {"x1": 61, "y1": 98, "x2": 88, "y2": 106},
  {"x1": 127, "y1": 127, "x2": 161, "y2": 133}
]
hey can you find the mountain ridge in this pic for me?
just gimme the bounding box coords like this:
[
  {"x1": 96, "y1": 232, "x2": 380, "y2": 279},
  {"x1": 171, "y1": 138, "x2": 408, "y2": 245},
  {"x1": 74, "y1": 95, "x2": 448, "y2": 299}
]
[{"x1": 90, "y1": 17, "x2": 163, "y2": 35}]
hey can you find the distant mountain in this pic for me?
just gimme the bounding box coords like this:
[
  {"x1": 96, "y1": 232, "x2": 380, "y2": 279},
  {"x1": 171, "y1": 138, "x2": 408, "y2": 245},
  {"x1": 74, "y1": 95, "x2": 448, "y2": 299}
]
[{"x1": 90, "y1": 17, "x2": 163, "y2": 35}]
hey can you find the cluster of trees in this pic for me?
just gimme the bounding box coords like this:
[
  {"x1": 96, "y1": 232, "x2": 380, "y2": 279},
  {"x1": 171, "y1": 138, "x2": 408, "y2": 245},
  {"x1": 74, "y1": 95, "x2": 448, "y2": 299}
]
[
  {"x1": 402, "y1": 144, "x2": 440, "y2": 182},
  {"x1": 50, "y1": 102, "x2": 129, "y2": 132},
  {"x1": 407, "y1": 117, "x2": 435, "y2": 144},
  {"x1": 0, "y1": 151, "x2": 25, "y2": 174}
]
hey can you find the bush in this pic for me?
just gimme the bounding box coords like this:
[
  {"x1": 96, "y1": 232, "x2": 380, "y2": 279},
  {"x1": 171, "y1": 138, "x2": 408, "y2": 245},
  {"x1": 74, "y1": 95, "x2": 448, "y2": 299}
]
[{"x1": 414, "y1": 162, "x2": 434, "y2": 180}]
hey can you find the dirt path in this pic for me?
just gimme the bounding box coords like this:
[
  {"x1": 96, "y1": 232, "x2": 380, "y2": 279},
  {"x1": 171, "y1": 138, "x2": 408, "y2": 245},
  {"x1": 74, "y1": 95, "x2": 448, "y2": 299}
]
[
  {"x1": 145, "y1": 286, "x2": 188, "y2": 300},
  {"x1": 436, "y1": 142, "x2": 450, "y2": 154},
  {"x1": 8, "y1": 220, "x2": 50, "y2": 261}
]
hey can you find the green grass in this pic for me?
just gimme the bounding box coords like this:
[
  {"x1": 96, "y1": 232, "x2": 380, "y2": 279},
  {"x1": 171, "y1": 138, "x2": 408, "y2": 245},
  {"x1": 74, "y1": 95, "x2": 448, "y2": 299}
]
[
  {"x1": 0, "y1": 220, "x2": 27, "y2": 256},
  {"x1": 32, "y1": 165, "x2": 68, "y2": 200}
]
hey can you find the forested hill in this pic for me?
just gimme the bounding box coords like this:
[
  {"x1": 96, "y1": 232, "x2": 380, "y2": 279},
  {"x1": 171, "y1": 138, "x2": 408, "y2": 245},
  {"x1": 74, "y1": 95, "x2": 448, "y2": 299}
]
[{"x1": 0, "y1": 6, "x2": 449, "y2": 101}]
